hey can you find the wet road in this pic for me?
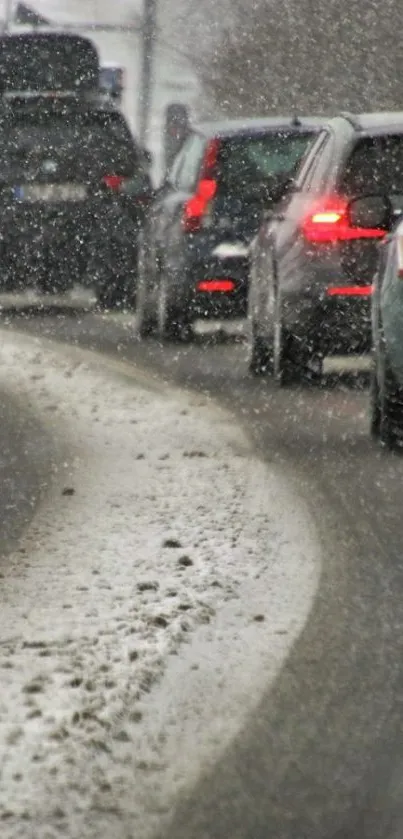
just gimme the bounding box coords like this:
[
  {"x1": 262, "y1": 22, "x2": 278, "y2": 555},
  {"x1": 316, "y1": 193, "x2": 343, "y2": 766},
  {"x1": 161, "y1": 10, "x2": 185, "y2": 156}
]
[{"x1": 4, "y1": 308, "x2": 403, "y2": 838}]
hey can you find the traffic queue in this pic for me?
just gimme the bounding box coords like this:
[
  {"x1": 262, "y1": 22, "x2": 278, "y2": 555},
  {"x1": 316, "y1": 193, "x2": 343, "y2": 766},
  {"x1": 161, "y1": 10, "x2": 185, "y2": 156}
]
[{"x1": 2, "y1": 29, "x2": 403, "y2": 450}]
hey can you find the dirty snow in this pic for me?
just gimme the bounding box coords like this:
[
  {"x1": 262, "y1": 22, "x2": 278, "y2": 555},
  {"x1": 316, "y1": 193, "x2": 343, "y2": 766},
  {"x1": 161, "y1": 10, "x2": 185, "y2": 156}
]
[{"x1": 0, "y1": 329, "x2": 321, "y2": 838}]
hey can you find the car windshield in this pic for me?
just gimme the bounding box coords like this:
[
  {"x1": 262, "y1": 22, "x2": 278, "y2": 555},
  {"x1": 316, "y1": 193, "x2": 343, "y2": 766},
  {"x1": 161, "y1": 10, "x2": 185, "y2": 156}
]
[
  {"x1": 218, "y1": 131, "x2": 315, "y2": 190},
  {"x1": 0, "y1": 110, "x2": 138, "y2": 177}
]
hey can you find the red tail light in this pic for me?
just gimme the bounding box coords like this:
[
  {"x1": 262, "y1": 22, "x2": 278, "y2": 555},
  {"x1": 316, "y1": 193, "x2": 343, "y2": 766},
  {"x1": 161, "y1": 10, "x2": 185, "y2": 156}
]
[
  {"x1": 183, "y1": 178, "x2": 217, "y2": 232},
  {"x1": 102, "y1": 174, "x2": 127, "y2": 191},
  {"x1": 302, "y1": 196, "x2": 386, "y2": 244},
  {"x1": 326, "y1": 284, "x2": 374, "y2": 296},
  {"x1": 182, "y1": 139, "x2": 221, "y2": 233},
  {"x1": 200, "y1": 138, "x2": 220, "y2": 178},
  {"x1": 197, "y1": 279, "x2": 235, "y2": 292}
]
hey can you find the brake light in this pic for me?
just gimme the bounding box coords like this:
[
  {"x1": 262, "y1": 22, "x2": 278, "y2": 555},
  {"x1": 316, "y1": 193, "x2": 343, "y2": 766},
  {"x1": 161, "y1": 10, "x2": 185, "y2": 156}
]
[
  {"x1": 182, "y1": 139, "x2": 221, "y2": 233},
  {"x1": 197, "y1": 279, "x2": 235, "y2": 292},
  {"x1": 200, "y1": 138, "x2": 220, "y2": 178},
  {"x1": 102, "y1": 174, "x2": 127, "y2": 191},
  {"x1": 302, "y1": 196, "x2": 386, "y2": 244},
  {"x1": 183, "y1": 178, "x2": 217, "y2": 232},
  {"x1": 326, "y1": 285, "x2": 374, "y2": 296}
]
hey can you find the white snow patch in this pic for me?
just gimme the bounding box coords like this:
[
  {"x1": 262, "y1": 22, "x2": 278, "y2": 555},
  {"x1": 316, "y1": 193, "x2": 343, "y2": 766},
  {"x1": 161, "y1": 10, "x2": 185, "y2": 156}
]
[{"x1": 0, "y1": 330, "x2": 321, "y2": 838}]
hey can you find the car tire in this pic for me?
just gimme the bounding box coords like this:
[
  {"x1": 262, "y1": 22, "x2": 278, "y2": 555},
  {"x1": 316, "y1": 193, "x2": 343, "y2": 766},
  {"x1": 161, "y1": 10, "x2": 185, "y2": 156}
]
[
  {"x1": 158, "y1": 272, "x2": 193, "y2": 343},
  {"x1": 97, "y1": 285, "x2": 115, "y2": 310},
  {"x1": 273, "y1": 295, "x2": 314, "y2": 386},
  {"x1": 98, "y1": 280, "x2": 135, "y2": 311},
  {"x1": 136, "y1": 238, "x2": 158, "y2": 338},
  {"x1": 378, "y1": 352, "x2": 403, "y2": 449},
  {"x1": 249, "y1": 320, "x2": 273, "y2": 376}
]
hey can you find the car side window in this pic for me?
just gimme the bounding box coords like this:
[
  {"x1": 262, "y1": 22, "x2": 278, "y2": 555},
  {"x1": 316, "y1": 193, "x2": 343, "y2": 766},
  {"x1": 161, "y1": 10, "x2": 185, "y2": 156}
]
[
  {"x1": 166, "y1": 145, "x2": 187, "y2": 189},
  {"x1": 176, "y1": 133, "x2": 206, "y2": 192},
  {"x1": 301, "y1": 133, "x2": 335, "y2": 193},
  {"x1": 340, "y1": 136, "x2": 403, "y2": 196},
  {"x1": 294, "y1": 131, "x2": 329, "y2": 191}
]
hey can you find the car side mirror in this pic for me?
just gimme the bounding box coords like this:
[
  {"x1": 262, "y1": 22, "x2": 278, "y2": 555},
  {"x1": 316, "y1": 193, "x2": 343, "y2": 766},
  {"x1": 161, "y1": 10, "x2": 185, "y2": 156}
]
[{"x1": 348, "y1": 194, "x2": 393, "y2": 232}]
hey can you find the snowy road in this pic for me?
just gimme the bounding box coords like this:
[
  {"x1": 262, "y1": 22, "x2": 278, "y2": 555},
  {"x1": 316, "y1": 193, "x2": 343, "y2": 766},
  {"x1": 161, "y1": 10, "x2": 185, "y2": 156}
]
[
  {"x1": 8, "y1": 309, "x2": 403, "y2": 839},
  {"x1": 0, "y1": 330, "x2": 320, "y2": 838}
]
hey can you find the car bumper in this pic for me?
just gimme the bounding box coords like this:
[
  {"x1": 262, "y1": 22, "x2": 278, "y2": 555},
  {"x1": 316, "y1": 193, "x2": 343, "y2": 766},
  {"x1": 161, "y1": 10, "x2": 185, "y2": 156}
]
[
  {"x1": 171, "y1": 243, "x2": 250, "y2": 320},
  {"x1": 284, "y1": 288, "x2": 373, "y2": 355},
  {"x1": 0, "y1": 212, "x2": 139, "y2": 291}
]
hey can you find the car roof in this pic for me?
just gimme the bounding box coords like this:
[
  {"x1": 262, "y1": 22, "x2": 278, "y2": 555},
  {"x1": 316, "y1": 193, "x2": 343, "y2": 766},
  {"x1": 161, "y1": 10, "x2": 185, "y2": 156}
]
[
  {"x1": 330, "y1": 112, "x2": 403, "y2": 136},
  {"x1": 192, "y1": 116, "x2": 325, "y2": 139}
]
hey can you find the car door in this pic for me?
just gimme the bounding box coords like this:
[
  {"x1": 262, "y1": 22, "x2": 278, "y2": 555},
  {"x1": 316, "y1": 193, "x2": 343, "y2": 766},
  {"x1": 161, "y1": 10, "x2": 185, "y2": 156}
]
[
  {"x1": 254, "y1": 131, "x2": 332, "y2": 333},
  {"x1": 274, "y1": 131, "x2": 336, "y2": 299},
  {"x1": 147, "y1": 143, "x2": 187, "y2": 268},
  {"x1": 161, "y1": 132, "x2": 207, "y2": 273},
  {"x1": 149, "y1": 132, "x2": 206, "y2": 271}
]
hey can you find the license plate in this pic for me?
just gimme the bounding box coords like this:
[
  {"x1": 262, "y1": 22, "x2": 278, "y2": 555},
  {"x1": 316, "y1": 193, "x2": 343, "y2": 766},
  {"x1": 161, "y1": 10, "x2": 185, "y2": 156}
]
[{"x1": 13, "y1": 183, "x2": 87, "y2": 203}]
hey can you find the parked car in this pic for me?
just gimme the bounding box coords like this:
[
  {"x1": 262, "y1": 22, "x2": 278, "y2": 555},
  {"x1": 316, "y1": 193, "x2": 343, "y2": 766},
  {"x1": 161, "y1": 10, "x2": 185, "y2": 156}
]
[
  {"x1": 0, "y1": 93, "x2": 153, "y2": 306},
  {"x1": 370, "y1": 197, "x2": 403, "y2": 447},
  {"x1": 136, "y1": 116, "x2": 323, "y2": 341},
  {"x1": 248, "y1": 112, "x2": 403, "y2": 383}
]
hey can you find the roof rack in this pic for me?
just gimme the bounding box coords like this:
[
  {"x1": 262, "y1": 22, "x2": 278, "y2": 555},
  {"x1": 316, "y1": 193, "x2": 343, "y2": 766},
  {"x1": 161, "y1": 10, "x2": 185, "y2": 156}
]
[
  {"x1": 0, "y1": 89, "x2": 115, "y2": 114},
  {"x1": 340, "y1": 111, "x2": 361, "y2": 130},
  {"x1": 2, "y1": 89, "x2": 83, "y2": 100}
]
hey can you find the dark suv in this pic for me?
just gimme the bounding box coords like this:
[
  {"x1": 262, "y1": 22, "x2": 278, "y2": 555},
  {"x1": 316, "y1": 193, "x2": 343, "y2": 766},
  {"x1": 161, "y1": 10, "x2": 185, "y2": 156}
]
[
  {"x1": 0, "y1": 93, "x2": 152, "y2": 305},
  {"x1": 136, "y1": 116, "x2": 322, "y2": 340},
  {"x1": 248, "y1": 112, "x2": 403, "y2": 383}
]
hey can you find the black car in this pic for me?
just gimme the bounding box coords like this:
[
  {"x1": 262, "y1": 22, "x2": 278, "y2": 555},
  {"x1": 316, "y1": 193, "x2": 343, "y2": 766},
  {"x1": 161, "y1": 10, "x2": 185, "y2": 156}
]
[
  {"x1": 248, "y1": 112, "x2": 403, "y2": 383},
  {"x1": 0, "y1": 32, "x2": 99, "y2": 93},
  {"x1": 136, "y1": 116, "x2": 322, "y2": 341},
  {"x1": 0, "y1": 93, "x2": 153, "y2": 306}
]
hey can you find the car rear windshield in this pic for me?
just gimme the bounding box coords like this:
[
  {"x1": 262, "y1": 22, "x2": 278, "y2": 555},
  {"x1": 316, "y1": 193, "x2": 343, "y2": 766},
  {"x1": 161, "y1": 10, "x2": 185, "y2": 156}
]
[
  {"x1": 0, "y1": 35, "x2": 99, "y2": 92},
  {"x1": 341, "y1": 135, "x2": 403, "y2": 195},
  {"x1": 0, "y1": 110, "x2": 138, "y2": 178},
  {"x1": 218, "y1": 131, "x2": 315, "y2": 191}
]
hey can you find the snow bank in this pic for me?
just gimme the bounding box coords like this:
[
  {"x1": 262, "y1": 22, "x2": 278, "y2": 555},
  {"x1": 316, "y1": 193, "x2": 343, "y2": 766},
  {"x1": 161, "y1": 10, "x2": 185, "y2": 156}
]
[{"x1": 0, "y1": 330, "x2": 321, "y2": 838}]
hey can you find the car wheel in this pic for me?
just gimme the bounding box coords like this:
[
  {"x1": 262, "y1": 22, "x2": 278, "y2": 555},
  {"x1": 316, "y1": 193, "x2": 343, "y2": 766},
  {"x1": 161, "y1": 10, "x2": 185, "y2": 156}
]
[
  {"x1": 379, "y1": 352, "x2": 403, "y2": 449},
  {"x1": 273, "y1": 296, "x2": 313, "y2": 386},
  {"x1": 136, "y1": 237, "x2": 158, "y2": 338},
  {"x1": 158, "y1": 272, "x2": 193, "y2": 343},
  {"x1": 97, "y1": 284, "x2": 115, "y2": 310},
  {"x1": 98, "y1": 278, "x2": 135, "y2": 311},
  {"x1": 249, "y1": 320, "x2": 273, "y2": 376}
]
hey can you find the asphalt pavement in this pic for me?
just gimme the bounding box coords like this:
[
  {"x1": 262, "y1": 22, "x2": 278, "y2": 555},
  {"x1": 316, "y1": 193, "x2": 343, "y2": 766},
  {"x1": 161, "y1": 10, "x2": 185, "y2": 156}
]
[{"x1": 3, "y1": 308, "x2": 403, "y2": 838}]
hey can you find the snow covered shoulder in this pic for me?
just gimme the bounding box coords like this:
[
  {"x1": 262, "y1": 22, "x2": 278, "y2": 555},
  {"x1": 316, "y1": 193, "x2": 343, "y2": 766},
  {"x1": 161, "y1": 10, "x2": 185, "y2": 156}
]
[{"x1": 0, "y1": 330, "x2": 321, "y2": 839}]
